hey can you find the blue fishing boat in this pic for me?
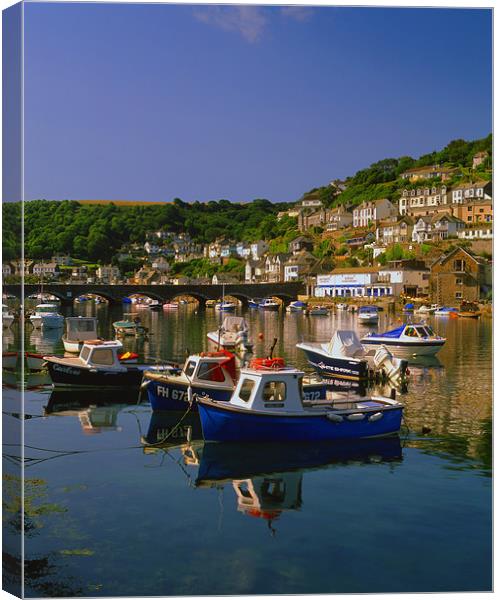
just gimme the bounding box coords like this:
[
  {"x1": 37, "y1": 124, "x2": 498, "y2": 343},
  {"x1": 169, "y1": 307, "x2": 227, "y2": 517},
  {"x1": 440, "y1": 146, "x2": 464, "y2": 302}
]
[
  {"x1": 286, "y1": 300, "x2": 307, "y2": 313},
  {"x1": 259, "y1": 298, "x2": 280, "y2": 310},
  {"x1": 361, "y1": 322, "x2": 446, "y2": 357},
  {"x1": 197, "y1": 363, "x2": 404, "y2": 442}
]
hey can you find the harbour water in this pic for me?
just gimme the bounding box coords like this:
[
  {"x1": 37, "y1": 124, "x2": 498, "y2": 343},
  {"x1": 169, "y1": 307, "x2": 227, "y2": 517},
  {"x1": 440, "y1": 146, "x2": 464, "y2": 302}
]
[{"x1": 3, "y1": 301, "x2": 492, "y2": 596}]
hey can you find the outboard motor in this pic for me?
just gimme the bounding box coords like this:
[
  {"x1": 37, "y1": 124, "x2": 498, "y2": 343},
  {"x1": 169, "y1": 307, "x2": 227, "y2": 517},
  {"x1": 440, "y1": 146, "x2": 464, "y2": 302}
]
[{"x1": 373, "y1": 345, "x2": 405, "y2": 383}]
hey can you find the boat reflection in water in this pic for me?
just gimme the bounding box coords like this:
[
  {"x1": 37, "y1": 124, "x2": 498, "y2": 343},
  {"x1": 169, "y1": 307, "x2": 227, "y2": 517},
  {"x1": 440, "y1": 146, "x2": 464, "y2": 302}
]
[
  {"x1": 44, "y1": 388, "x2": 142, "y2": 434},
  {"x1": 142, "y1": 410, "x2": 203, "y2": 447},
  {"x1": 191, "y1": 437, "x2": 403, "y2": 533}
]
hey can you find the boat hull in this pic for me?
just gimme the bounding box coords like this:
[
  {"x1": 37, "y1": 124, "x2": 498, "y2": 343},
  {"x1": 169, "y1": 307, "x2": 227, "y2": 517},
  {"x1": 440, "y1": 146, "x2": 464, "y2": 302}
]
[
  {"x1": 361, "y1": 339, "x2": 444, "y2": 357},
  {"x1": 147, "y1": 379, "x2": 233, "y2": 411},
  {"x1": 46, "y1": 361, "x2": 146, "y2": 388},
  {"x1": 198, "y1": 402, "x2": 403, "y2": 442},
  {"x1": 297, "y1": 345, "x2": 368, "y2": 380}
]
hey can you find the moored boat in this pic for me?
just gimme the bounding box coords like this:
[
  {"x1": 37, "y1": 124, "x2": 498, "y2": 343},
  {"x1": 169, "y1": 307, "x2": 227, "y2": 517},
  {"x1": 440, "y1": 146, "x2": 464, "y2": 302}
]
[
  {"x1": 207, "y1": 316, "x2": 253, "y2": 354},
  {"x1": 306, "y1": 305, "x2": 329, "y2": 316},
  {"x1": 163, "y1": 302, "x2": 179, "y2": 310},
  {"x1": 196, "y1": 363, "x2": 404, "y2": 443},
  {"x1": 63, "y1": 316, "x2": 99, "y2": 353},
  {"x1": 113, "y1": 319, "x2": 148, "y2": 336},
  {"x1": 434, "y1": 306, "x2": 459, "y2": 316},
  {"x1": 215, "y1": 301, "x2": 237, "y2": 312},
  {"x1": 259, "y1": 298, "x2": 280, "y2": 311},
  {"x1": 457, "y1": 301, "x2": 481, "y2": 319},
  {"x1": 361, "y1": 322, "x2": 445, "y2": 357},
  {"x1": 414, "y1": 304, "x2": 437, "y2": 315},
  {"x1": 44, "y1": 340, "x2": 170, "y2": 387},
  {"x1": 248, "y1": 298, "x2": 261, "y2": 309},
  {"x1": 29, "y1": 303, "x2": 65, "y2": 329},
  {"x1": 296, "y1": 330, "x2": 408, "y2": 383},
  {"x1": 286, "y1": 300, "x2": 307, "y2": 313},
  {"x1": 358, "y1": 305, "x2": 379, "y2": 324}
]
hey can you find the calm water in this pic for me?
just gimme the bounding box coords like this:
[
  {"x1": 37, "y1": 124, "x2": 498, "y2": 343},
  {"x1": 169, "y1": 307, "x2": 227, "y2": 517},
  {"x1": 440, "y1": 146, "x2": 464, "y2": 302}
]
[{"x1": 3, "y1": 301, "x2": 492, "y2": 596}]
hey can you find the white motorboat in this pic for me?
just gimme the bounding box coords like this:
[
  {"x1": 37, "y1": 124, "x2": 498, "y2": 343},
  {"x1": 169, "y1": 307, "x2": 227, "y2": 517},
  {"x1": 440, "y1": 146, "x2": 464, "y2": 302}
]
[
  {"x1": 361, "y1": 322, "x2": 446, "y2": 357},
  {"x1": 62, "y1": 316, "x2": 99, "y2": 353},
  {"x1": 297, "y1": 330, "x2": 408, "y2": 383},
  {"x1": 358, "y1": 305, "x2": 379, "y2": 324},
  {"x1": 207, "y1": 316, "x2": 253, "y2": 355},
  {"x1": 2, "y1": 305, "x2": 14, "y2": 328},
  {"x1": 215, "y1": 301, "x2": 237, "y2": 312},
  {"x1": 414, "y1": 304, "x2": 437, "y2": 315},
  {"x1": 29, "y1": 303, "x2": 65, "y2": 329},
  {"x1": 259, "y1": 298, "x2": 280, "y2": 311}
]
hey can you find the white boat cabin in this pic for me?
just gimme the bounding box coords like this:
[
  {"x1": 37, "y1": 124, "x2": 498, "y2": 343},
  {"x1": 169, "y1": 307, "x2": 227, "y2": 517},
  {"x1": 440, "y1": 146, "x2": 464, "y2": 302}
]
[
  {"x1": 78, "y1": 340, "x2": 126, "y2": 371},
  {"x1": 229, "y1": 367, "x2": 307, "y2": 413}
]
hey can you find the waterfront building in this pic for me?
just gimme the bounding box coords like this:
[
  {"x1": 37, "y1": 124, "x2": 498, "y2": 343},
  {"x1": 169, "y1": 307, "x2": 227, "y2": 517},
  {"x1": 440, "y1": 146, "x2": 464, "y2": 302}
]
[
  {"x1": 245, "y1": 259, "x2": 265, "y2": 283},
  {"x1": 96, "y1": 265, "x2": 121, "y2": 283},
  {"x1": 430, "y1": 247, "x2": 491, "y2": 304},
  {"x1": 264, "y1": 254, "x2": 289, "y2": 282},
  {"x1": 33, "y1": 262, "x2": 60, "y2": 278}
]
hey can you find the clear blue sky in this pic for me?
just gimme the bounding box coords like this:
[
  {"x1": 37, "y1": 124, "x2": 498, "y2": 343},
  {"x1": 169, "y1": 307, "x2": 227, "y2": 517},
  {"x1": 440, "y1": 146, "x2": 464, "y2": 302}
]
[{"x1": 21, "y1": 3, "x2": 491, "y2": 203}]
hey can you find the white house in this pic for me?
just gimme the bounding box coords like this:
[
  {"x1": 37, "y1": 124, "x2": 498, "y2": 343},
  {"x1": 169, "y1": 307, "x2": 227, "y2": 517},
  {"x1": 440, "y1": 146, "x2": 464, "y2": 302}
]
[
  {"x1": 458, "y1": 226, "x2": 493, "y2": 240},
  {"x1": 314, "y1": 267, "x2": 389, "y2": 298},
  {"x1": 352, "y1": 198, "x2": 396, "y2": 228},
  {"x1": 250, "y1": 240, "x2": 269, "y2": 260},
  {"x1": 451, "y1": 180, "x2": 492, "y2": 204},
  {"x1": 96, "y1": 265, "x2": 121, "y2": 282},
  {"x1": 412, "y1": 217, "x2": 433, "y2": 243},
  {"x1": 399, "y1": 185, "x2": 449, "y2": 217},
  {"x1": 245, "y1": 259, "x2": 265, "y2": 283}
]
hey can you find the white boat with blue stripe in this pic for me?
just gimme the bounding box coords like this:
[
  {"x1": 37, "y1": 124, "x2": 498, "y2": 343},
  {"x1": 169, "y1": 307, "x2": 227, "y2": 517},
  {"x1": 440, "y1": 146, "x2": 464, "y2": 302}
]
[
  {"x1": 358, "y1": 305, "x2": 379, "y2": 324},
  {"x1": 361, "y1": 323, "x2": 446, "y2": 357}
]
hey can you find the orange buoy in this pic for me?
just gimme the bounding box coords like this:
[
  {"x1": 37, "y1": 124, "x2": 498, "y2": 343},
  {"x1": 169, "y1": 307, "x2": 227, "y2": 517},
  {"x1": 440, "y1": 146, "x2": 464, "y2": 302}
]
[{"x1": 258, "y1": 332, "x2": 264, "y2": 340}]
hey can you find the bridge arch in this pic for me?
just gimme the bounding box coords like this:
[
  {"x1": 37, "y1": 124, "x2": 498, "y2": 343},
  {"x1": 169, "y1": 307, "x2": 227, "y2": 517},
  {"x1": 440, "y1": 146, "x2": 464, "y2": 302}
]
[{"x1": 127, "y1": 290, "x2": 165, "y2": 303}]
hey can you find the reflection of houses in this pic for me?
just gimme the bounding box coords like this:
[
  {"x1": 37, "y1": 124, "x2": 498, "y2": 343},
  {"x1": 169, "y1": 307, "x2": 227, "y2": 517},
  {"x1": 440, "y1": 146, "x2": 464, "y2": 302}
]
[
  {"x1": 314, "y1": 261, "x2": 430, "y2": 298},
  {"x1": 352, "y1": 198, "x2": 396, "y2": 228},
  {"x1": 430, "y1": 247, "x2": 491, "y2": 304}
]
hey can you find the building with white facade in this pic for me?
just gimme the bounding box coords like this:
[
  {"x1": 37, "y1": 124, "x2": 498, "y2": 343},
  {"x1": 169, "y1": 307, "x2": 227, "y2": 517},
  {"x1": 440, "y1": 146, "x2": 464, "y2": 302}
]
[{"x1": 352, "y1": 198, "x2": 396, "y2": 228}]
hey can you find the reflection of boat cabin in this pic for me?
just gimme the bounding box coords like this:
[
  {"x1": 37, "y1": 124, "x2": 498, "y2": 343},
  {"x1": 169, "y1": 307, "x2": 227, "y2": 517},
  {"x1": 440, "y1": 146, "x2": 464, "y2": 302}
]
[{"x1": 233, "y1": 472, "x2": 303, "y2": 518}]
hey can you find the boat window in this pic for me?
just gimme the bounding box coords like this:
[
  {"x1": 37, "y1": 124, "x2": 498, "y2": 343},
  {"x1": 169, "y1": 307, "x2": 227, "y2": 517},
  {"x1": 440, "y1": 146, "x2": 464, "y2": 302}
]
[
  {"x1": 239, "y1": 379, "x2": 255, "y2": 402},
  {"x1": 184, "y1": 361, "x2": 197, "y2": 377},
  {"x1": 405, "y1": 326, "x2": 417, "y2": 337},
  {"x1": 424, "y1": 325, "x2": 435, "y2": 336},
  {"x1": 80, "y1": 346, "x2": 91, "y2": 361},
  {"x1": 91, "y1": 348, "x2": 115, "y2": 366},
  {"x1": 262, "y1": 381, "x2": 286, "y2": 403},
  {"x1": 415, "y1": 327, "x2": 427, "y2": 337},
  {"x1": 197, "y1": 361, "x2": 225, "y2": 383}
]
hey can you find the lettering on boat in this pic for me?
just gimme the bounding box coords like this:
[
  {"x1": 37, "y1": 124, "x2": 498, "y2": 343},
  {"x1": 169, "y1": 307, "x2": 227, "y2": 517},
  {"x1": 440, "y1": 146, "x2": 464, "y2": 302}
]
[
  {"x1": 156, "y1": 385, "x2": 187, "y2": 401},
  {"x1": 53, "y1": 364, "x2": 81, "y2": 376}
]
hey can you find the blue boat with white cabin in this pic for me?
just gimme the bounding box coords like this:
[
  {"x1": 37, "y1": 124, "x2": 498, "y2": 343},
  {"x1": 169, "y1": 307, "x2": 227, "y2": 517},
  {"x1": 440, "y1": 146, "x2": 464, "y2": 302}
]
[{"x1": 197, "y1": 363, "x2": 404, "y2": 442}]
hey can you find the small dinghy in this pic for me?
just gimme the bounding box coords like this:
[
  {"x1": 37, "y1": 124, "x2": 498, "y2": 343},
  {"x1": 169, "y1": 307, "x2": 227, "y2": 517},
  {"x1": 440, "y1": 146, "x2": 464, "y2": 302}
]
[
  {"x1": 196, "y1": 363, "x2": 404, "y2": 442},
  {"x1": 207, "y1": 316, "x2": 253, "y2": 355},
  {"x1": 286, "y1": 300, "x2": 307, "y2": 313},
  {"x1": 358, "y1": 305, "x2": 379, "y2": 324},
  {"x1": 44, "y1": 340, "x2": 170, "y2": 388},
  {"x1": 361, "y1": 322, "x2": 446, "y2": 357},
  {"x1": 63, "y1": 317, "x2": 99, "y2": 353},
  {"x1": 457, "y1": 301, "x2": 481, "y2": 319},
  {"x1": 113, "y1": 319, "x2": 148, "y2": 336},
  {"x1": 296, "y1": 330, "x2": 408, "y2": 383}
]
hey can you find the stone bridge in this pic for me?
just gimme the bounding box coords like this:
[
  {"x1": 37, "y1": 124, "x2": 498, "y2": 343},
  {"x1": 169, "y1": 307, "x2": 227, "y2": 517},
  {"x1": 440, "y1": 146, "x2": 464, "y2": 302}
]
[{"x1": 5, "y1": 282, "x2": 306, "y2": 307}]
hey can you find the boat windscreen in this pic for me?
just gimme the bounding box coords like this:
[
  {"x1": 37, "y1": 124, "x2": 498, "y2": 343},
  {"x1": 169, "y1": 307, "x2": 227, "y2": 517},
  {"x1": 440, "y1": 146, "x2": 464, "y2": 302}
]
[{"x1": 376, "y1": 325, "x2": 406, "y2": 338}]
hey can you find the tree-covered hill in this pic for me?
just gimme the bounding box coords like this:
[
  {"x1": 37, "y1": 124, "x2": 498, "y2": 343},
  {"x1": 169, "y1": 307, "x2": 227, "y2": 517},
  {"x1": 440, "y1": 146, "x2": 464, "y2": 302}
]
[{"x1": 4, "y1": 198, "x2": 297, "y2": 262}]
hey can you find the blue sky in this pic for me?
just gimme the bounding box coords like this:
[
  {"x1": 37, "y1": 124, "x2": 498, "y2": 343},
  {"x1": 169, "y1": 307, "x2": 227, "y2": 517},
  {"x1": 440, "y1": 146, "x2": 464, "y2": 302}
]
[{"x1": 20, "y1": 3, "x2": 492, "y2": 203}]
